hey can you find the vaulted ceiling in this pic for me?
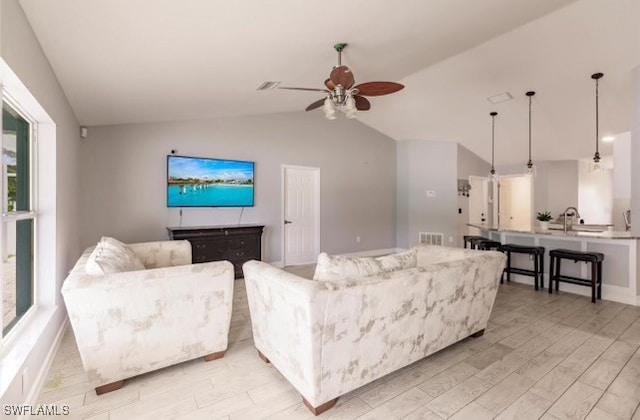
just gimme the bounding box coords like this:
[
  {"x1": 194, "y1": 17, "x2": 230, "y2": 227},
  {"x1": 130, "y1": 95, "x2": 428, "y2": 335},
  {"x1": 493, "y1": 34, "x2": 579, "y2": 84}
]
[
  {"x1": 357, "y1": 0, "x2": 640, "y2": 164},
  {"x1": 17, "y1": 0, "x2": 639, "y2": 164}
]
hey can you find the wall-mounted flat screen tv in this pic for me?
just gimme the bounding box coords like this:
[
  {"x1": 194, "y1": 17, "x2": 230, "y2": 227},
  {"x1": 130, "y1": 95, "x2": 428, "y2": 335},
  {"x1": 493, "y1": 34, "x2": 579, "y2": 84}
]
[{"x1": 167, "y1": 155, "x2": 254, "y2": 207}]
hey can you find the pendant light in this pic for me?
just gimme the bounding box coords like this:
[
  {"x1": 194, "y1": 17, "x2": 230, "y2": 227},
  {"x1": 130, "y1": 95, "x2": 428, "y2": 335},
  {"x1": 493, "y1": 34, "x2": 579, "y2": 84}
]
[
  {"x1": 525, "y1": 91, "x2": 536, "y2": 176},
  {"x1": 490, "y1": 111, "x2": 497, "y2": 179},
  {"x1": 591, "y1": 72, "x2": 603, "y2": 172}
]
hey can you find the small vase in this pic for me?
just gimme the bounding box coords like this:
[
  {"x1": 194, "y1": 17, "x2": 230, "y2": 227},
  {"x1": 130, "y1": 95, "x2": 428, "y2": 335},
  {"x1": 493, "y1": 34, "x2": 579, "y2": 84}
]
[{"x1": 538, "y1": 221, "x2": 549, "y2": 232}]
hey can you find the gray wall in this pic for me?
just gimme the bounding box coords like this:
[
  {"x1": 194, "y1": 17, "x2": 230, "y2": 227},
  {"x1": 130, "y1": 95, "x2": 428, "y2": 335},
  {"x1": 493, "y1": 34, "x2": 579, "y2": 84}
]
[
  {"x1": 80, "y1": 112, "x2": 397, "y2": 262},
  {"x1": 2, "y1": 0, "x2": 81, "y2": 288},
  {"x1": 457, "y1": 144, "x2": 491, "y2": 245},
  {"x1": 497, "y1": 160, "x2": 579, "y2": 219},
  {"x1": 457, "y1": 144, "x2": 491, "y2": 179},
  {"x1": 1, "y1": 0, "x2": 81, "y2": 408},
  {"x1": 547, "y1": 160, "x2": 579, "y2": 218},
  {"x1": 631, "y1": 66, "x2": 640, "y2": 296},
  {"x1": 613, "y1": 132, "x2": 631, "y2": 230},
  {"x1": 396, "y1": 140, "x2": 457, "y2": 248}
]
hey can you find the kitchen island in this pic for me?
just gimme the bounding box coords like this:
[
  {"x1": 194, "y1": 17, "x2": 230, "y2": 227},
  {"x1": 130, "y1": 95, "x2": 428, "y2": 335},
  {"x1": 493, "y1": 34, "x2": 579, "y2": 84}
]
[{"x1": 468, "y1": 223, "x2": 639, "y2": 306}]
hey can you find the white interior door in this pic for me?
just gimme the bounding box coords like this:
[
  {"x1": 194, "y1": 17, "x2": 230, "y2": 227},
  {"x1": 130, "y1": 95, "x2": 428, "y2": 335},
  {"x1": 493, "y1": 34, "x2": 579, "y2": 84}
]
[
  {"x1": 282, "y1": 165, "x2": 320, "y2": 266},
  {"x1": 469, "y1": 176, "x2": 489, "y2": 226},
  {"x1": 498, "y1": 175, "x2": 533, "y2": 231}
]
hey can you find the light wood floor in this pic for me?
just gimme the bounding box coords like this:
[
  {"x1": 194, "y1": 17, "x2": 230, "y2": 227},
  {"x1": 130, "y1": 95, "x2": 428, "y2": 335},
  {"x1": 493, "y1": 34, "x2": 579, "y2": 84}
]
[{"x1": 39, "y1": 271, "x2": 640, "y2": 419}]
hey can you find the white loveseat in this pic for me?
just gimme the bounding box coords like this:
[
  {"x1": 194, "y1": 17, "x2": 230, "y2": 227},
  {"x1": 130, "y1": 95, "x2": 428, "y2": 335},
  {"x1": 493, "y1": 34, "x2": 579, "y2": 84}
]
[
  {"x1": 62, "y1": 240, "x2": 234, "y2": 394},
  {"x1": 243, "y1": 245, "x2": 506, "y2": 414}
]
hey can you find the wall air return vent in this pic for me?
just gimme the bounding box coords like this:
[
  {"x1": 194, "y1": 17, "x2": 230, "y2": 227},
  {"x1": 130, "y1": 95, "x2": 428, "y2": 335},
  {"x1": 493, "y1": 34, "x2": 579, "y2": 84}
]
[
  {"x1": 419, "y1": 232, "x2": 444, "y2": 246},
  {"x1": 487, "y1": 92, "x2": 513, "y2": 104}
]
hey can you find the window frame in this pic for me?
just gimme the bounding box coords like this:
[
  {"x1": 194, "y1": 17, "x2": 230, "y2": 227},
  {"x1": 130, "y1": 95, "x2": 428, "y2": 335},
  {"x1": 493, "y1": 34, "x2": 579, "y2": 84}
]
[{"x1": 1, "y1": 90, "x2": 39, "y2": 344}]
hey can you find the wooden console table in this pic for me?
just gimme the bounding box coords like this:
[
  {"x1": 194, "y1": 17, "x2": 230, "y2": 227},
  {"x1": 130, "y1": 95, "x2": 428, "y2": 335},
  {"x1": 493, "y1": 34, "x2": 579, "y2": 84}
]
[{"x1": 167, "y1": 224, "x2": 264, "y2": 279}]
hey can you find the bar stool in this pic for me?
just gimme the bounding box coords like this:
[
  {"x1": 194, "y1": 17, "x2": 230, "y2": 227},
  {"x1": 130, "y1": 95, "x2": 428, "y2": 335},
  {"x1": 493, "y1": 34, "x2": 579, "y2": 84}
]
[
  {"x1": 500, "y1": 244, "x2": 545, "y2": 290},
  {"x1": 549, "y1": 249, "x2": 604, "y2": 303},
  {"x1": 463, "y1": 235, "x2": 485, "y2": 249},
  {"x1": 469, "y1": 237, "x2": 492, "y2": 250},
  {"x1": 477, "y1": 240, "x2": 502, "y2": 251}
]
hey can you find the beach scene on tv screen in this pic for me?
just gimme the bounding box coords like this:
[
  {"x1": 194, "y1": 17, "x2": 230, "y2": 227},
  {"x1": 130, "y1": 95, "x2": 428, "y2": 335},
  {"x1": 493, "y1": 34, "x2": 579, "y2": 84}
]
[{"x1": 168, "y1": 156, "x2": 254, "y2": 207}]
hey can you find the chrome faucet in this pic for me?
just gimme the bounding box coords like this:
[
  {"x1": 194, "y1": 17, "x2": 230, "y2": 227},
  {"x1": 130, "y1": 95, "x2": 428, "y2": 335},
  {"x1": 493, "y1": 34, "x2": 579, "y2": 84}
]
[{"x1": 563, "y1": 207, "x2": 581, "y2": 233}]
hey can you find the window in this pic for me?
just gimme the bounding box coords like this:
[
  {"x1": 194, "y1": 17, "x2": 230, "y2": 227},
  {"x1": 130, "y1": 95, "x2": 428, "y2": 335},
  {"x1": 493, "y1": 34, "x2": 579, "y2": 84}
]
[{"x1": 1, "y1": 99, "x2": 35, "y2": 338}]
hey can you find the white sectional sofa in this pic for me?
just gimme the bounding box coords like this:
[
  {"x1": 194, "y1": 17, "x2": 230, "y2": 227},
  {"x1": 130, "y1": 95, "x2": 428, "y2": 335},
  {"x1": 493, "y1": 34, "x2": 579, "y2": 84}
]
[
  {"x1": 243, "y1": 245, "x2": 506, "y2": 415},
  {"x1": 62, "y1": 240, "x2": 234, "y2": 394}
]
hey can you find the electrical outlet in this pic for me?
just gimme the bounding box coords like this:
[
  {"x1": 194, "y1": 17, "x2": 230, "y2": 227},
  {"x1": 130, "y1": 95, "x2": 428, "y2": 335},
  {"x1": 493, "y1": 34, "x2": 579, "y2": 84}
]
[
  {"x1": 448, "y1": 236, "x2": 453, "y2": 242},
  {"x1": 356, "y1": 236, "x2": 361, "y2": 243},
  {"x1": 426, "y1": 190, "x2": 436, "y2": 198}
]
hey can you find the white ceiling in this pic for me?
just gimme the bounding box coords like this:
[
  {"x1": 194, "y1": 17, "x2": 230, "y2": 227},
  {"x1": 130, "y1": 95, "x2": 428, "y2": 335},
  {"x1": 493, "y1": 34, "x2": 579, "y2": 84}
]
[
  {"x1": 17, "y1": 0, "x2": 640, "y2": 165},
  {"x1": 19, "y1": 0, "x2": 578, "y2": 127},
  {"x1": 358, "y1": 0, "x2": 640, "y2": 164}
]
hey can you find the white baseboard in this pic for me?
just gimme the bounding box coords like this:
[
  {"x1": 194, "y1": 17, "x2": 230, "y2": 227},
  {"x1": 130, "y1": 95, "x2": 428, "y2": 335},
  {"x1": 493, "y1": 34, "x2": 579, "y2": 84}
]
[
  {"x1": 21, "y1": 318, "x2": 68, "y2": 420},
  {"x1": 507, "y1": 274, "x2": 639, "y2": 306}
]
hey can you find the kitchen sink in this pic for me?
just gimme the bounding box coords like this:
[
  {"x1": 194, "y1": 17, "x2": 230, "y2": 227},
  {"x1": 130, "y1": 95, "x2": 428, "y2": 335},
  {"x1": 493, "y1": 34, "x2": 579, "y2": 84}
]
[{"x1": 548, "y1": 223, "x2": 612, "y2": 233}]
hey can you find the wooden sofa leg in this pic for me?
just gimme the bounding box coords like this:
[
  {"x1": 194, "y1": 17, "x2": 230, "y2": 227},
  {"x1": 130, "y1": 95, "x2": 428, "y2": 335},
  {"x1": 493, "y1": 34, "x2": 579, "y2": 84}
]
[
  {"x1": 303, "y1": 397, "x2": 338, "y2": 416},
  {"x1": 204, "y1": 351, "x2": 225, "y2": 362},
  {"x1": 95, "y1": 380, "x2": 124, "y2": 395},
  {"x1": 257, "y1": 350, "x2": 270, "y2": 364},
  {"x1": 471, "y1": 329, "x2": 485, "y2": 338}
]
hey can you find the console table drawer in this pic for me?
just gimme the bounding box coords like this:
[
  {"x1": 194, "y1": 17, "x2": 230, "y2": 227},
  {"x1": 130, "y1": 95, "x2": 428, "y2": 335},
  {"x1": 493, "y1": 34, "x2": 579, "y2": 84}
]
[{"x1": 167, "y1": 225, "x2": 264, "y2": 279}]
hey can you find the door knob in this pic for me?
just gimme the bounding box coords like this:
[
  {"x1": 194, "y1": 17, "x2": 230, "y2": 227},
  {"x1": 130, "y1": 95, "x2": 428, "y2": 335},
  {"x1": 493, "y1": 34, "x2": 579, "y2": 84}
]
[{"x1": 284, "y1": 220, "x2": 292, "y2": 224}]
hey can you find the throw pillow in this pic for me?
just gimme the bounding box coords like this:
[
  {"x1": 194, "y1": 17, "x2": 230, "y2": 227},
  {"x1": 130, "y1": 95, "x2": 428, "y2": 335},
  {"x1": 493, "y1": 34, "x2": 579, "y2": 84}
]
[
  {"x1": 375, "y1": 249, "x2": 417, "y2": 272},
  {"x1": 85, "y1": 236, "x2": 146, "y2": 275},
  {"x1": 313, "y1": 252, "x2": 384, "y2": 282}
]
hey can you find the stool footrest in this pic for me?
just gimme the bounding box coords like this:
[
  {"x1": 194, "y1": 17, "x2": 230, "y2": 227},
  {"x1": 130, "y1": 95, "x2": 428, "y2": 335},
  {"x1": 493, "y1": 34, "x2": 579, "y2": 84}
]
[
  {"x1": 552, "y1": 275, "x2": 599, "y2": 287},
  {"x1": 507, "y1": 267, "x2": 538, "y2": 277}
]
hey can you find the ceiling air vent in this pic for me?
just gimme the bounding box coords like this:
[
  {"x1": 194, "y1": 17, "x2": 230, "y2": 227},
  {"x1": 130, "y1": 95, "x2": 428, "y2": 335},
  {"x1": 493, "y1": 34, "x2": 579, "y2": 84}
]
[
  {"x1": 256, "y1": 81, "x2": 281, "y2": 91},
  {"x1": 487, "y1": 92, "x2": 513, "y2": 104},
  {"x1": 419, "y1": 232, "x2": 444, "y2": 246}
]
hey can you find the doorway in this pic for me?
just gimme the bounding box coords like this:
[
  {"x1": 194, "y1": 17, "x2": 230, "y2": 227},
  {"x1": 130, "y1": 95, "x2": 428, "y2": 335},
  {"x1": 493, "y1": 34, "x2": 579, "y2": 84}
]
[
  {"x1": 281, "y1": 165, "x2": 320, "y2": 266},
  {"x1": 498, "y1": 175, "x2": 533, "y2": 231},
  {"x1": 468, "y1": 176, "x2": 491, "y2": 227}
]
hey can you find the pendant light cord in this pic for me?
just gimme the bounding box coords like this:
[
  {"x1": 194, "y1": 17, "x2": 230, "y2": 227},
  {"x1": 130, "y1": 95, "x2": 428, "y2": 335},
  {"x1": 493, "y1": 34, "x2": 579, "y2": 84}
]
[
  {"x1": 490, "y1": 112, "x2": 497, "y2": 174},
  {"x1": 591, "y1": 73, "x2": 603, "y2": 163},
  {"x1": 526, "y1": 91, "x2": 535, "y2": 168},
  {"x1": 595, "y1": 77, "x2": 599, "y2": 156},
  {"x1": 528, "y1": 96, "x2": 532, "y2": 163}
]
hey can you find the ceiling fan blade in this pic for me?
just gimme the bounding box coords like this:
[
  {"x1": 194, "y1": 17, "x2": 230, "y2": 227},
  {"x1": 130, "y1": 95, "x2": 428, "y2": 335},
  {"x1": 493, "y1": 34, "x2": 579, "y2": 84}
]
[
  {"x1": 305, "y1": 98, "x2": 325, "y2": 111},
  {"x1": 330, "y1": 65, "x2": 355, "y2": 89},
  {"x1": 354, "y1": 95, "x2": 371, "y2": 111},
  {"x1": 324, "y1": 78, "x2": 336, "y2": 90},
  {"x1": 353, "y1": 81, "x2": 404, "y2": 96},
  {"x1": 278, "y1": 87, "x2": 329, "y2": 93}
]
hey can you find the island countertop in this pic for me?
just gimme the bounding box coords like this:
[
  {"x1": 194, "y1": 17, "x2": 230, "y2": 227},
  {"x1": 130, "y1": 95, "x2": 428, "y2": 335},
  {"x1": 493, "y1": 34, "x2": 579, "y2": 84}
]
[{"x1": 467, "y1": 223, "x2": 639, "y2": 240}]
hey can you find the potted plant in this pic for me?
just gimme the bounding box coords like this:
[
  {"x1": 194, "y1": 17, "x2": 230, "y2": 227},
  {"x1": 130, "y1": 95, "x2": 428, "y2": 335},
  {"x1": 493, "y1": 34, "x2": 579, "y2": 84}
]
[{"x1": 536, "y1": 211, "x2": 553, "y2": 231}]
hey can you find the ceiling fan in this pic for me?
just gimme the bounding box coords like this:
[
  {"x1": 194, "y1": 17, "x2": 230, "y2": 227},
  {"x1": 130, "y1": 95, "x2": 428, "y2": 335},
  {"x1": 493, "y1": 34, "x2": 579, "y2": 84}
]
[{"x1": 278, "y1": 43, "x2": 405, "y2": 120}]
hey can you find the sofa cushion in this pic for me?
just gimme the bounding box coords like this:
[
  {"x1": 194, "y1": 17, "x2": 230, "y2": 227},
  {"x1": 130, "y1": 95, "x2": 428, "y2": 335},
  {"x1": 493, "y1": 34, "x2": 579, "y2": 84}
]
[
  {"x1": 313, "y1": 253, "x2": 384, "y2": 282},
  {"x1": 376, "y1": 249, "x2": 417, "y2": 272},
  {"x1": 85, "y1": 236, "x2": 146, "y2": 275},
  {"x1": 415, "y1": 244, "x2": 474, "y2": 267},
  {"x1": 313, "y1": 249, "x2": 417, "y2": 282}
]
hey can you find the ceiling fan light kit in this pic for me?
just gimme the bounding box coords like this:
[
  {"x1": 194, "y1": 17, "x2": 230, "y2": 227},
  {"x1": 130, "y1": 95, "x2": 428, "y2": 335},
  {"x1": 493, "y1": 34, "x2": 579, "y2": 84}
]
[
  {"x1": 276, "y1": 43, "x2": 404, "y2": 120},
  {"x1": 323, "y1": 97, "x2": 336, "y2": 120}
]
